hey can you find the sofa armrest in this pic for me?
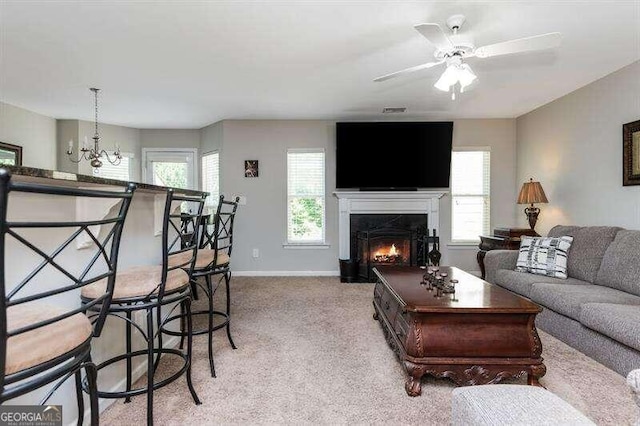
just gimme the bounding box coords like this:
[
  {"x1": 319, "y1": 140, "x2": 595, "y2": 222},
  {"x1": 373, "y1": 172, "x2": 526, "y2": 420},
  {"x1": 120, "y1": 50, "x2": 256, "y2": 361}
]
[
  {"x1": 484, "y1": 250, "x2": 519, "y2": 283},
  {"x1": 627, "y1": 369, "x2": 640, "y2": 426}
]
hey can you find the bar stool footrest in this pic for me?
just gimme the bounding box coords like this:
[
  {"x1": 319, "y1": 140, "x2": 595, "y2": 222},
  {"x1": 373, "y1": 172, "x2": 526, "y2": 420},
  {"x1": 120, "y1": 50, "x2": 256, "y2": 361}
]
[{"x1": 85, "y1": 348, "x2": 190, "y2": 399}]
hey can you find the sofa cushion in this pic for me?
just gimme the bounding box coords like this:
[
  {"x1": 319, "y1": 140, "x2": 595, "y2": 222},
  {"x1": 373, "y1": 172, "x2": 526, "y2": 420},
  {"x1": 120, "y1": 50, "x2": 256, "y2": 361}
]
[
  {"x1": 529, "y1": 283, "x2": 640, "y2": 321},
  {"x1": 516, "y1": 236, "x2": 573, "y2": 279},
  {"x1": 595, "y1": 230, "x2": 640, "y2": 297},
  {"x1": 548, "y1": 225, "x2": 621, "y2": 283},
  {"x1": 580, "y1": 303, "x2": 640, "y2": 352},
  {"x1": 494, "y1": 269, "x2": 587, "y2": 298}
]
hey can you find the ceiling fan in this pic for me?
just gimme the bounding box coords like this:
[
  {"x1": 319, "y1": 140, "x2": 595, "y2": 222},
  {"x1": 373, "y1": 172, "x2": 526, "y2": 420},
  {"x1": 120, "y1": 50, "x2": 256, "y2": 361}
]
[{"x1": 374, "y1": 15, "x2": 562, "y2": 99}]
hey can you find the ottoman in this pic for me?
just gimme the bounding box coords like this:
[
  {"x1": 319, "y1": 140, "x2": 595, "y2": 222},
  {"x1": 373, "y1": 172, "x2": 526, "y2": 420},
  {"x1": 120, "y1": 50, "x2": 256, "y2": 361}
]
[{"x1": 451, "y1": 385, "x2": 595, "y2": 426}]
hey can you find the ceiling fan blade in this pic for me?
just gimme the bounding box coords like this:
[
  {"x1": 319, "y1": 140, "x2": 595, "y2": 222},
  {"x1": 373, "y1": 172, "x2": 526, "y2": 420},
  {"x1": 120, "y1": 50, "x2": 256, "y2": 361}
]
[
  {"x1": 374, "y1": 61, "x2": 444, "y2": 82},
  {"x1": 414, "y1": 23, "x2": 454, "y2": 50},
  {"x1": 475, "y1": 32, "x2": 562, "y2": 58}
]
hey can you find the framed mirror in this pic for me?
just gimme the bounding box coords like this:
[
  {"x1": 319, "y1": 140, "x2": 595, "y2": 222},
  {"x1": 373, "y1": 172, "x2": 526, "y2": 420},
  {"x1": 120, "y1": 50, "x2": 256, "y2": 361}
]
[
  {"x1": 0, "y1": 142, "x2": 23, "y2": 166},
  {"x1": 623, "y1": 120, "x2": 640, "y2": 186}
]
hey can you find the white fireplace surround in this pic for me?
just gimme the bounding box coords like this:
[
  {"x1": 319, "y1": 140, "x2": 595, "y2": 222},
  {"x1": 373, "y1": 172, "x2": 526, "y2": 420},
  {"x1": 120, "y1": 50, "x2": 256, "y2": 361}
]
[{"x1": 333, "y1": 191, "x2": 448, "y2": 260}]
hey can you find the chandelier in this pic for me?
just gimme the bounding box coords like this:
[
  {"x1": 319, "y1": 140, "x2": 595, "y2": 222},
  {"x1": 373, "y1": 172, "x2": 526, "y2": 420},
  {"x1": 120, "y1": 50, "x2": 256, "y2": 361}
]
[{"x1": 66, "y1": 88, "x2": 122, "y2": 168}]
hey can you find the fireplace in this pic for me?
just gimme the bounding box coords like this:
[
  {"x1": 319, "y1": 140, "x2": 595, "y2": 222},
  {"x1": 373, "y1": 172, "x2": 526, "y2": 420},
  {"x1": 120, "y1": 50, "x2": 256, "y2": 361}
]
[
  {"x1": 351, "y1": 214, "x2": 434, "y2": 282},
  {"x1": 333, "y1": 190, "x2": 447, "y2": 282}
]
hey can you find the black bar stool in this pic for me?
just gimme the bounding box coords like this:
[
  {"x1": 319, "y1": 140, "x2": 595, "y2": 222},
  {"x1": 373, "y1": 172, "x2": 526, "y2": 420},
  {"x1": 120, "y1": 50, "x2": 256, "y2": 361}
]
[
  {"x1": 81, "y1": 189, "x2": 206, "y2": 425},
  {"x1": 0, "y1": 169, "x2": 135, "y2": 425},
  {"x1": 163, "y1": 195, "x2": 239, "y2": 377}
]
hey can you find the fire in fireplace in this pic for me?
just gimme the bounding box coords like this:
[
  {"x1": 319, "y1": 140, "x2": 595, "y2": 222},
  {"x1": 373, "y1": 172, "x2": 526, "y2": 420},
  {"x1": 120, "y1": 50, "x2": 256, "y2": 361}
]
[
  {"x1": 373, "y1": 243, "x2": 401, "y2": 263},
  {"x1": 372, "y1": 240, "x2": 410, "y2": 264},
  {"x1": 350, "y1": 214, "x2": 437, "y2": 282}
]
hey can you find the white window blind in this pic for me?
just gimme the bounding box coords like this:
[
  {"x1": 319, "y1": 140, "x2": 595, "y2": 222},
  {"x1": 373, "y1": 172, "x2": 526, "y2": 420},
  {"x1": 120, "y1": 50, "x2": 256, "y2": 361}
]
[
  {"x1": 287, "y1": 149, "x2": 325, "y2": 243},
  {"x1": 202, "y1": 152, "x2": 220, "y2": 210},
  {"x1": 451, "y1": 150, "x2": 491, "y2": 243},
  {"x1": 92, "y1": 155, "x2": 131, "y2": 181}
]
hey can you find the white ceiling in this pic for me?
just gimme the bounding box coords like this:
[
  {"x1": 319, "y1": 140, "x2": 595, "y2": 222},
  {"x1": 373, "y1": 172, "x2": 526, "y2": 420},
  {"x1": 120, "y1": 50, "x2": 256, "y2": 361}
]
[{"x1": 1, "y1": 1, "x2": 639, "y2": 129}]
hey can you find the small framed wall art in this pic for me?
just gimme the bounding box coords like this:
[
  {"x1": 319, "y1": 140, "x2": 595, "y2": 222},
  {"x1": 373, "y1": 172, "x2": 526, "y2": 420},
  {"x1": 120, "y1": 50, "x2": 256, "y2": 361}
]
[
  {"x1": 244, "y1": 160, "x2": 259, "y2": 178},
  {"x1": 623, "y1": 119, "x2": 640, "y2": 186}
]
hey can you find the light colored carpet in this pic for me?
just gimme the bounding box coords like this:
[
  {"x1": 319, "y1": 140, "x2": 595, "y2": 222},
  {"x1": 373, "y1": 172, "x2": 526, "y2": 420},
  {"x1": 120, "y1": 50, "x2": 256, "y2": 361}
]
[{"x1": 100, "y1": 277, "x2": 638, "y2": 425}]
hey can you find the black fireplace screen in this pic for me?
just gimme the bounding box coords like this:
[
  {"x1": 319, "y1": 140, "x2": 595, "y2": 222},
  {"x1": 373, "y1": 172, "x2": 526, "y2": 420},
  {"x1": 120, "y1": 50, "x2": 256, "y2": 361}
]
[{"x1": 350, "y1": 214, "x2": 439, "y2": 282}]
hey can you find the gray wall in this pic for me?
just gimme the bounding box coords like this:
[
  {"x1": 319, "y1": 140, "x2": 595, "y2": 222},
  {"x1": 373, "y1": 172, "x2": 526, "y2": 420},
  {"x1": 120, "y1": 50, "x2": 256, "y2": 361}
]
[
  {"x1": 216, "y1": 119, "x2": 517, "y2": 274},
  {"x1": 141, "y1": 129, "x2": 200, "y2": 150},
  {"x1": 220, "y1": 120, "x2": 339, "y2": 273},
  {"x1": 0, "y1": 101, "x2": 57, "y2": 169},
  {"x1": 444, "y1": 119, "x2": 518, "y2": 271},
  {"x1": 56, "y1": 119, "x2": 79, "y2": 173},
  {"x1": 516, "y1": 60, "x2": 640, "y2": 234}
]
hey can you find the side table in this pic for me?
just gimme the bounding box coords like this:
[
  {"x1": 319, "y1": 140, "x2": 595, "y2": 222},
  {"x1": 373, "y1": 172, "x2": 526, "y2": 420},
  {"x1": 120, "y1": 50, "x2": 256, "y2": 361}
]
[{"x1": 477, "y1": 227, "x2": 538, "y2": 279}]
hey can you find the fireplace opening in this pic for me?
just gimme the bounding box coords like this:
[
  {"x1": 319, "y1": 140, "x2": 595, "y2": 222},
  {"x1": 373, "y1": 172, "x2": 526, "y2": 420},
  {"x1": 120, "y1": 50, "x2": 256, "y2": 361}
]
[{"x1": 349, "y1": 214, "x2": 439, "y2": 282}]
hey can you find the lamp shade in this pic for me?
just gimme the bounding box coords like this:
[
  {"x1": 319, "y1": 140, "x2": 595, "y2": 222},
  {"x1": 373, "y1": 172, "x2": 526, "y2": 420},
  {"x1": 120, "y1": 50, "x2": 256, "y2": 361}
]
[{"x1": 517, "y1": 179, "x2": 549, "y2": 204}]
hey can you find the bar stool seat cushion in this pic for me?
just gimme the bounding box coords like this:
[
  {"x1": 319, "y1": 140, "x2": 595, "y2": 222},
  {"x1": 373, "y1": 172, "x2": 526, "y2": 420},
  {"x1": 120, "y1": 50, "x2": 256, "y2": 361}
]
[
  {"x1": 168, "y1": 249, "x2": 230, "y2": 270},
  {"x1": 81, "y1": 266, "x2": 190, "y2": 300},
  {"x1": 6, "y1": 304, "x2": 92, "y2": 375}
]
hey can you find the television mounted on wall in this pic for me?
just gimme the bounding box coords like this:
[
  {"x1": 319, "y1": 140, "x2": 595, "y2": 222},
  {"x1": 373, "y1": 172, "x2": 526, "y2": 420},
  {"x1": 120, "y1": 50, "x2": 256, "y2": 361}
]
[{"x1": 335, "y1": 122, "x2": 453, "y2": 190}]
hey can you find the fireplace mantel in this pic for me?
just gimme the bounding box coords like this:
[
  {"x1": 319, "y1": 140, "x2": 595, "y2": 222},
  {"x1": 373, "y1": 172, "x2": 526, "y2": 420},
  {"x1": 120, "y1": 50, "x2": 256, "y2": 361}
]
[{"x1": 333, "y1": 190, "x2": 448, "y2": 260}]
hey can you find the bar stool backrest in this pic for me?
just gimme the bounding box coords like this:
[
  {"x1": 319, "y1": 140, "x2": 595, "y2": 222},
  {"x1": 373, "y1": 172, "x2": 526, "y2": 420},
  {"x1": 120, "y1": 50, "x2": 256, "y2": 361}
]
[
  {"x1": 199, "y1": 195, "x2": 239, "y2": 269},
  {"x1": 161, "y1": 190, "x2": 206, "y2": 300},
  {"x1": 0, "y1": 169, "x2": 135, "y2": 390}
]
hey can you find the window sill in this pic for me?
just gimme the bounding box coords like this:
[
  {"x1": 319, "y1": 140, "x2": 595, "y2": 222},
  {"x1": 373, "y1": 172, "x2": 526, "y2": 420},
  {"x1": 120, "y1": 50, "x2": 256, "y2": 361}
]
[
  {"x1": 283, "y1": 243, "x2": 331, "y2": 250},
  {"x1": 447, "y1": 242, "x2": 480, "y2": 250}
]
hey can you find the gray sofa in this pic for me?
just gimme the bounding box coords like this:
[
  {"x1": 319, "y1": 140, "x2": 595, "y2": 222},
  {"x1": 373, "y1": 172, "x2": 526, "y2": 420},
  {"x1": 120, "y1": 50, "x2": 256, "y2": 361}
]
[{"x1": 485, "y1": 225, "x2": 640, "y2": 376}]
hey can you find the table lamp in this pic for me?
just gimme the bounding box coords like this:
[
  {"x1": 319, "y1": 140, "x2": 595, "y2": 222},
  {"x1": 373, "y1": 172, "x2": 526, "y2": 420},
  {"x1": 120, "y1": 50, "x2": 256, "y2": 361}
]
[{"x1": 517, "y1": 178, "x2": 549, "y2": 231}]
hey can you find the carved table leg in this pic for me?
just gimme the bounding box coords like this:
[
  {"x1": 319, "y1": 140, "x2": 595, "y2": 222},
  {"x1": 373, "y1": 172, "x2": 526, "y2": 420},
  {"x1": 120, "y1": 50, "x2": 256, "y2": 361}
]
[
  {"x1": 528, "y1": 363, "x2": 547, "y2": 387},
  {"x1": 404, "y1": 361, "x2": 425, "y2": 397}
]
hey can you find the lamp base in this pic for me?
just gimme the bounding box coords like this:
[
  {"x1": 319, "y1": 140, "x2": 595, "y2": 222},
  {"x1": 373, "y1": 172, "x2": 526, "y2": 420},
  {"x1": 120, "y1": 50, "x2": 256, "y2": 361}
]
[{"x1": 524, "y1": 205, "x2": 540, "y2": 231}]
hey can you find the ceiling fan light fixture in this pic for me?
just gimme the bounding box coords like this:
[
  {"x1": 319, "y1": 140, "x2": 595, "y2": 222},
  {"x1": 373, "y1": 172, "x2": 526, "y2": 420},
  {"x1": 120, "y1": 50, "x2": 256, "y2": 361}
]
[
  {"x1": 433, "y1": 62, "x2": 477, "y2": 94},
  {"x1": 434, "y1": 64, "x2": 458, "y2": 92},
  {"x1": 458, "y1": 63, "x2": 477, "y2": 88}
]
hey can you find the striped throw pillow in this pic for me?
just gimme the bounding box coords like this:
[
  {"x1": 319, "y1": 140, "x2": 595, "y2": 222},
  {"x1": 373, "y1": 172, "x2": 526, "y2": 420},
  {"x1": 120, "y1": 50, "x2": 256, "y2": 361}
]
[{"x1": 516, "y1": 236, "x2": 574, "y2": 279}]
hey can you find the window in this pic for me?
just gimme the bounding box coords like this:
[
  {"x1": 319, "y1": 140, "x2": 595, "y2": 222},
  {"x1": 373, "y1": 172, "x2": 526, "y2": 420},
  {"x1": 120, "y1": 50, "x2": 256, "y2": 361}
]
[
  {"x1": 142, "y1": 148, "x2": 197, "y2": 190},
  {"x1": 92, "y1": 154, "x2": 131, "y2": 181},
  {"x1": 202, "y1": 152, "x2": 220, "y2": 211},
  {"x1": 451, "y1": 149, "x2": 490, "y2": 243},
  {"x1": 287, "y1": 149, "x2": 325, "y2": 244}
]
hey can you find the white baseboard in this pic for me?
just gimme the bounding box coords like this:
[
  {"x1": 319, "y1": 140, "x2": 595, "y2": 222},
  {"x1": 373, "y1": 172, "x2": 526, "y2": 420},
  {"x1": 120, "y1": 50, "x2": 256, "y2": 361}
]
[
  {"x1": 74, "y1": 336, "x2": 180, "y2": 426},
  {"x1": 233, "y1": 270, "x2": 340, "y2": 277}
]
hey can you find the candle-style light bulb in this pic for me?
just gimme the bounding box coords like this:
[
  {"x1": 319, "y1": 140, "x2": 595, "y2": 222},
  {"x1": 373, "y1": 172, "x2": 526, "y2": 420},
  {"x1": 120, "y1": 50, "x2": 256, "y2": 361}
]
[
  {"x1": 83, "y1": 136, "x2": 88, "y2": 150},
  {"x1": 68, "y1": 140, "x2": 73, "y2": 152}
]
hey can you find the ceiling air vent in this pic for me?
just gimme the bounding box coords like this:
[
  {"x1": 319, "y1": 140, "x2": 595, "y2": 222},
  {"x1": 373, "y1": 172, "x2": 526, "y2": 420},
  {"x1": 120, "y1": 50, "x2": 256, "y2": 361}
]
[{"x1": 382, "y1": 107, "x2": 406, "y2": 114}]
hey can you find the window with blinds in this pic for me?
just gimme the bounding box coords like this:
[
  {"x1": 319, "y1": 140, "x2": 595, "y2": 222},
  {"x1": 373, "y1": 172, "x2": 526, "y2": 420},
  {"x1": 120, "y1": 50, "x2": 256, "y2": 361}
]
[
  {"x1": 202, "y1": 152, "x2": 220, "y2": 211},
  {"x1": 287, "y1": 149, "x2": 325, "y2": 243},
  {"x1": 451, "y1": 149, "x2": 491, "y2": 243},
  {"x1": 92, "y1": 156, "x2": 131, "y2": 181}
]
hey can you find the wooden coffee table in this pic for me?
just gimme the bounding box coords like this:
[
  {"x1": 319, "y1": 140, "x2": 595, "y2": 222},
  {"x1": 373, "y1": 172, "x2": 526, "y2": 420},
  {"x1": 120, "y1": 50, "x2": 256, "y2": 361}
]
[{"x1": 372, "y1": 266, "x2": 545, "y2": 396}]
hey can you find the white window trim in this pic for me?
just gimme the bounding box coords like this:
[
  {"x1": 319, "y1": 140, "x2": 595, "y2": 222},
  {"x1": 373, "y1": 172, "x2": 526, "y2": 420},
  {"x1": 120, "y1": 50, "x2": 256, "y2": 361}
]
[
  {"x1": 450, "y1": 147, "x2": 491, "y2": 245},
  {"x1": 142, "y1": 147, "x2": 198, "y2": 190},
  {"x1": 201, "y1": 150, "x2": 220, "y2": 207},
  {"x1": 286, "y1": 148, "x2": 327, "y2": 246}
]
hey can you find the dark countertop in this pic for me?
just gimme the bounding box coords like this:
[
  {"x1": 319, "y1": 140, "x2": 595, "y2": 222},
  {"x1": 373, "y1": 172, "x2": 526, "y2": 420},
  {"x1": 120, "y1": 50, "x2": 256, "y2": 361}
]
[{"x1": 1, "y1": 165, "x2": 208, "y2": 197}]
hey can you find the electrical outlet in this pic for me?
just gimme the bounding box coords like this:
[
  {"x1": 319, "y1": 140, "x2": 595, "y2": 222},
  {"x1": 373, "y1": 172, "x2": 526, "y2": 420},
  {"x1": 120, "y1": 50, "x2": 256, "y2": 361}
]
[{"x1": 252, "y1": 248, "x2": 259, "y2": 258}]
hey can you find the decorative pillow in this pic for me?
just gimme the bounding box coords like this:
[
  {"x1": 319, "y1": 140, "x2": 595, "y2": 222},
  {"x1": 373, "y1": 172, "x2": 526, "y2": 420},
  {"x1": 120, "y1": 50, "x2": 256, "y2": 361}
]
[{"x1": 516, "y1": 236, "x2": 574, "y2": 279}]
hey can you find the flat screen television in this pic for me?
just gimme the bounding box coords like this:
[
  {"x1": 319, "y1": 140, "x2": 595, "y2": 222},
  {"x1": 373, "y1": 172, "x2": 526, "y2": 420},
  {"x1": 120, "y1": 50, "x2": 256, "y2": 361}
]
[{"x1": 336, "y1": 122, "x2": 453, "y2": 190}]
